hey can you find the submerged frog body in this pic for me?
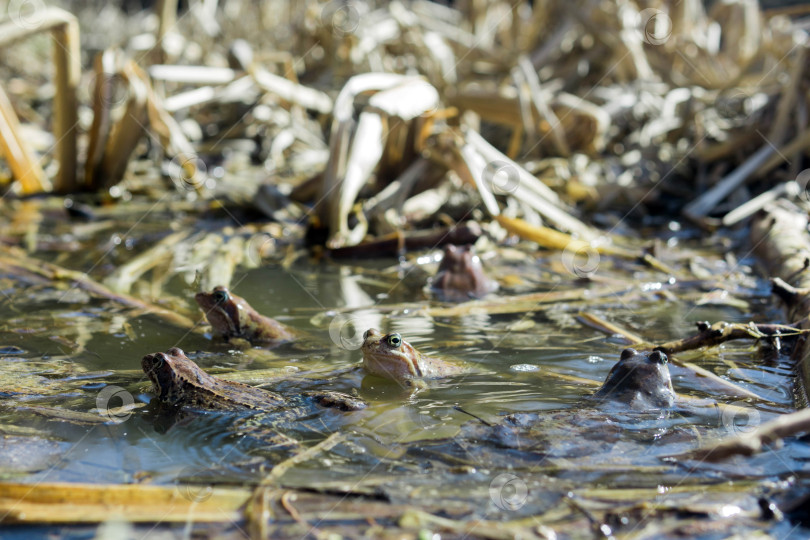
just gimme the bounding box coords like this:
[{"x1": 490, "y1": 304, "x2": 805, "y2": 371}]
[
  {"x1": 195, "y1": 286, "x2": 295, "y2": 346},
  {"x1": 361, "y1": 328, "x2": 466, "y2": 382},
  {"x1": 430, "y1": 245, "x2": 497, "y2": 302},
  {"x1": 141, "y1": 347, "x2": 365, "y2": 412},
  {"x1": 590, "y1": 348, "x2": 675, "y2": 409},
  {"x1": 404, "y1": 349, "x2": 682, "y2": 471}
]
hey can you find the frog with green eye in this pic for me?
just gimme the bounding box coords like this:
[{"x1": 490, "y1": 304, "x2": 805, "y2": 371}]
[
  {"x1": 195, "y1": 286, "x2": 296, "y2": 346},
  {"x1": 360, "y1": 328, "x2": 467, "y2": 382}
]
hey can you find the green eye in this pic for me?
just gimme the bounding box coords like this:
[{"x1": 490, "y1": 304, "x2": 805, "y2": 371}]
[
  {"x1": 386, "y1": 333, "x2": 402, "y2": 348},
  {"x1": 213, "y1": 289, "x2": 229, "y2": 303}
]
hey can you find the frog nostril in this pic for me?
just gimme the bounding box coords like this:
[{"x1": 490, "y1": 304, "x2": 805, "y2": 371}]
[
  {"x1": 154, "y1": 353, "x2": 166, "y2": 369},
  {"x1": 650, "y1": 350, "x2": 668, "y2": 364}
]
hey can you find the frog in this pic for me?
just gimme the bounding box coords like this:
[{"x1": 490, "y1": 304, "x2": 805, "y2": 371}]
[
  {"x1": 484, "y1": 348, "x2": 677, "y2": 438},
  {"x1": 361, "y1": 328, "x2": 466, "y2": 383},
  {"x1": 195, "y1": 286, "x2": 296, "y2": 347},
  {"x1": 588, "y1": 348, "x2": 676, "y2": 409},
  {"x1": 400, "y1": 348, "x2": 684, "y2": 473},
  {"x1": 429, "y1": 244, "x2": 498, "y2": 302},
  {"x1": 141, "y1": 347, "x2": 366, "y2": 413}
]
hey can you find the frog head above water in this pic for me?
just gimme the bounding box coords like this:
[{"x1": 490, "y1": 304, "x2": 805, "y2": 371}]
[
  {"x1": 141, "y1": 347, "x2": 205, "y2": 407},
  {"x1": 360, "y1": 328, "x2": 465, "y2": 381},
  {"x1": 431, "y1": 245, "x2": 497, "y2": 301},
  {"x1": 591, "y1": 348, "x2": 675, "y2": 409},
  {"x1": 141, "y1": 346, "x2": 286, "y2": 410},
  {"x1": 195, "y1": 286, "x2": 295, "y2": 345}
]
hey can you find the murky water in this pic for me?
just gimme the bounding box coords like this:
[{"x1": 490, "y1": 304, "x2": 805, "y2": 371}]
[{"x1": 1, "y1": 207, "x2": 809, "y2": 538}]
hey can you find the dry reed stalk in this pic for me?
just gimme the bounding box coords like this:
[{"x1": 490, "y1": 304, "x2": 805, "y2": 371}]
[
  {"x1": 0, "y1": 481, "x2": 249, "y2": 523},
  {"x1": 100, "y1": 60, "x2": 149, "y2": 188},
  {"x1": 0, "y1": 7, "x2": 79, "y2": 192},
  {"x1": 0, "y1": 83, "x2": 48, "y2": 193}
]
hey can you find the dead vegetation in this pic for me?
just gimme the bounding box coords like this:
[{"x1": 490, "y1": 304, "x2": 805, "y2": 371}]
[
  {"x1": 1, "y1": 0, "x2": 808, "y2": 238},
  {"x1": 3, "y1": 0, "x2": 810, "y2": 536}
]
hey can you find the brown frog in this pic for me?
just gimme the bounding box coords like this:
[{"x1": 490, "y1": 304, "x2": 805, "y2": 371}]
[
  {"x1": 195, "y1": 286, "x2": 296, "y2": 346},
  {"x1": 141, "y1": 347, "x2": 366, "y2": 412},
  {"x1": 142, "y1": 347, "x2": 286, "y2": 410},
  {"x1": 430, "y1": 245, "x2": 497, "y2": 302},
  {"x1": 361, "y1": 328, "x2": 466, "y2": 382},
  {"x1": 590, "y1": 348, "x2": 675, "y2": 409}
]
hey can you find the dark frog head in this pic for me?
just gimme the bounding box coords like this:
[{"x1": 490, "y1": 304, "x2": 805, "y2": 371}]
[
  {"x1": 592, "y1": 348, "x2": 675, "y2": 409},
  {"x1": 431, "y1": 244, "x2": 497, "y2": 301},
  {"x1": 141, "y1": 347, "x2": 197, "y2": 406}
]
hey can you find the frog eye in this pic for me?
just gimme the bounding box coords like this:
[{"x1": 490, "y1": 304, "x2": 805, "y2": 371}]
[
  {"x1": 620, "y1": 348, "x2": 637, "y2": 361},
  {"x1": 650, "y1": 350, "x2": 668, "y2": 364},
  {"x1": 154, "y1": 353, "x2": 166, "y2": 369},
  {"x1": 213, "y1": 289, "x2": 229, "y2": 303},
  {"x1": 386, "y1": 333, "x2": 402, "y2": 348}
]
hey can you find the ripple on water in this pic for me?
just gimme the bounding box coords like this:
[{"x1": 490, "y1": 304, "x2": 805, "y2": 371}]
[{"x1": 132, "y1": 411, "x2": 258, "y2": 483}]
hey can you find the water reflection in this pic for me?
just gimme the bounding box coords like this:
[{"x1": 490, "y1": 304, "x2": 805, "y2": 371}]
[{"x1": 3, "y1": 249, "x2": 805, "y2": 538}]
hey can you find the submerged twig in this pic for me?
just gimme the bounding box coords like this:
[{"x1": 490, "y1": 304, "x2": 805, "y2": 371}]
[
  {"x1": 674, "y1": 407, "x2": 810, "y2": 462},
  {"x1": 0, "y1": 244, "x2": 198, "y2": 331},
  {"x1": 257, "y1": 431, "x2": 345, "y2": 487}
]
